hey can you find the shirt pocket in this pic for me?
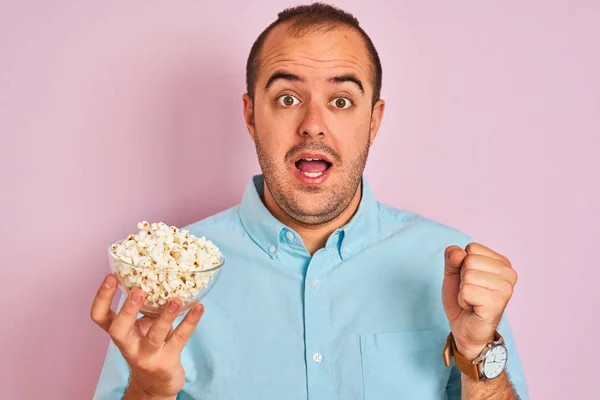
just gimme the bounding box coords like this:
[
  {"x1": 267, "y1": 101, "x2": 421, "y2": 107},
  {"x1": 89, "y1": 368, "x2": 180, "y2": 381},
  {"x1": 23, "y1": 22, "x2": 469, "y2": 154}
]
[{"x1": 359, "y1": 328, "x2": 452, "y2": 400}]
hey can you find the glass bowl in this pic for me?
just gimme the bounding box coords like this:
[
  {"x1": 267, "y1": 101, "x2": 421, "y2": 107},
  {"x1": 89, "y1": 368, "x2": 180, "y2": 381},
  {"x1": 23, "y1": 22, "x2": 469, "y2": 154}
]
[{"x1": 107, "y1": 239, "x2": 224, "y2": 317}]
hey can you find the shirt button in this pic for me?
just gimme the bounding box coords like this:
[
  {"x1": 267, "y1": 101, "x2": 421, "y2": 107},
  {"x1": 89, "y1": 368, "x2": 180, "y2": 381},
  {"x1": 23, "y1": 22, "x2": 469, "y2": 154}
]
[
  {"x1": 312, "y1": 352, "x2": 323, "y2": 363},
  {"x1": 286, "y1": 232, "x2": 294, "y2": 241},
  {"x1": 342, "y1": 246, "x2": 350, "y2": 254},
  {"x1": 310, "y1": 280, "x2": 319, "y2": 289},
  {"x1": 269, "y1": 245, "x2": 276, "y2": 254}
]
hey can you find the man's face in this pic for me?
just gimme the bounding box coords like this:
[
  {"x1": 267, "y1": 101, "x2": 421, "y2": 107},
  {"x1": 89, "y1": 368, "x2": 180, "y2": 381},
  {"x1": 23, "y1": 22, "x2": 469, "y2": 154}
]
[{"x1": 243, "y1": 23, "x2": 385, "y2": 225}]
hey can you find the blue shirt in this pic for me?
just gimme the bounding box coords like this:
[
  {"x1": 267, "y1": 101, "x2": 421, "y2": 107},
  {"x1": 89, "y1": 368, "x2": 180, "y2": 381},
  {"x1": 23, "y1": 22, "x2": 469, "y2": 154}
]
[{"x1": 93, "y1": 175, "x2": 529, "y2": 400}]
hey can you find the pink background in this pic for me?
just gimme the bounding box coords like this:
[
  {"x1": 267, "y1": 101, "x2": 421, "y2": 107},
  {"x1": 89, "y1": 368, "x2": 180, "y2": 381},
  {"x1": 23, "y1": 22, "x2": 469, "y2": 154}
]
[{"x1": 1, "y1": 1, "x2": 597, "y2": 399}]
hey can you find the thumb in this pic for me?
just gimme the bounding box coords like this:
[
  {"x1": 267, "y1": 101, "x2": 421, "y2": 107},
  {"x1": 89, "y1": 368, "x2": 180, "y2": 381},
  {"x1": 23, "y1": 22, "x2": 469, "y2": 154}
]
[
  {"x1": 444, "y1": 245, "x2": 467, "y2": 277},
  {"x1": 442, "y1": 245, "x2": 467, "y2": 315}
]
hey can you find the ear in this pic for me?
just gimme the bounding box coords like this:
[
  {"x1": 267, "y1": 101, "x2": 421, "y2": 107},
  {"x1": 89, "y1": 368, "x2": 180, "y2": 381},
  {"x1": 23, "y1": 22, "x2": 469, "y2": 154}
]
[
  {"x1": 368, "y1": 99, "x2": 385, "y2": 145},
  {"x1": 242, "y1": 93, "x2": 256, "y2": 141}
]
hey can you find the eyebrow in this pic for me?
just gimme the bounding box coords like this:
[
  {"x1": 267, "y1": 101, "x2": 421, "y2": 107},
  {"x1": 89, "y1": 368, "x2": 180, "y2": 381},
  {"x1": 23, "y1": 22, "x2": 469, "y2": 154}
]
[
  {"x1": 264, "y1": 72, "x2": 305, "y2": 92},
  {"x1": 264, "y1": 71, "x2": 365, "y2": 95},
  {"x1": 328, "y1": 74, "x2": 364, "y2": 94}
]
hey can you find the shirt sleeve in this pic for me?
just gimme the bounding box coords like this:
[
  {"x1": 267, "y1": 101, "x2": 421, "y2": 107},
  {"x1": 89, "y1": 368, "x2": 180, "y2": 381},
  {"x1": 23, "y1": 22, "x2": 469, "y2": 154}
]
[{"x1": 445, "y1": 315, "x2": 530, "y2": 399}]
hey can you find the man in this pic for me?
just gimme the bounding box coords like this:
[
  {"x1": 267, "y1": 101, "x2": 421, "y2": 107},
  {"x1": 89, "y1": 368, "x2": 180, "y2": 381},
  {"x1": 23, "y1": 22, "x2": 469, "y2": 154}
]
[{"x1": 91, "y1": 3, "x2": 529, "y2": 399}]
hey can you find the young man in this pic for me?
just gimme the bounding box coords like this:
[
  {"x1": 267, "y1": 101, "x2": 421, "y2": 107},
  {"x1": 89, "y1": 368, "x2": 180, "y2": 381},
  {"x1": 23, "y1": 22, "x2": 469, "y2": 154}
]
[{"x1": 91, "y1": 4, "x2": 529, "y2": 399}]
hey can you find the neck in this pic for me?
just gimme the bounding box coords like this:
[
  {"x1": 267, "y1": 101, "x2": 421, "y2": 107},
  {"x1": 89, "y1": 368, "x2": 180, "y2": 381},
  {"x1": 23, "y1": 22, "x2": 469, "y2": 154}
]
[{"x1": 263, "y1": 182, "x2": 362, "y2": 255}]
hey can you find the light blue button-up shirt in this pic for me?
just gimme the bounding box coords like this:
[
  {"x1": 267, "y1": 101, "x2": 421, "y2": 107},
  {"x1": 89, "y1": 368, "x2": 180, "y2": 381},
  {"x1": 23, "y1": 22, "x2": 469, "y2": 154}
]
[{"x1": 93, "y1": 175, "x2": 529, "y2": 399}]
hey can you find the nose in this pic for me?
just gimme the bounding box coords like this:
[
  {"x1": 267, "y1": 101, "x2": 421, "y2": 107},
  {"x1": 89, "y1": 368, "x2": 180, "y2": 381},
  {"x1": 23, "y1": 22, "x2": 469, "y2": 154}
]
[{"x1": 298, "y1": 101, "x2": 327, "y2": 138}]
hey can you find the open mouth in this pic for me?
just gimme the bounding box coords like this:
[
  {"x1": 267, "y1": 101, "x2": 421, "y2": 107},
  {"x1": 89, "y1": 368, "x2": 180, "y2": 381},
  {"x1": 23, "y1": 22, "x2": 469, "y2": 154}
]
[{"x1": 294, "y1": 157, "x2": 333, "y2": 178}]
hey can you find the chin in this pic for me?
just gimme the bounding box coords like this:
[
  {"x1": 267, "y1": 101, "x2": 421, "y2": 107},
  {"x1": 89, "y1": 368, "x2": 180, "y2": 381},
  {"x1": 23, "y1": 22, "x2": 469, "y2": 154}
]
[{"x1": 284, "y1": 194, "x2": 339, "y2": 222}]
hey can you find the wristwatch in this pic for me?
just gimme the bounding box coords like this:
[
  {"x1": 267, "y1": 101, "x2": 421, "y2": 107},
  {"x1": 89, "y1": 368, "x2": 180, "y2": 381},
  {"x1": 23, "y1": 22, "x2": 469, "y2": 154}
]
[{"x1": 443, "y1": 331, "x2": 508, "y2": 381}]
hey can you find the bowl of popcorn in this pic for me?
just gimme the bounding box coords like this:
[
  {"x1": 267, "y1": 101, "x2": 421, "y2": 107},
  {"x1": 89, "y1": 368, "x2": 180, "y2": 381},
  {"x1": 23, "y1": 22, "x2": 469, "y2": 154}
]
[{"x1": 108, "y1": 221, "x2": 224, "y2": 316}]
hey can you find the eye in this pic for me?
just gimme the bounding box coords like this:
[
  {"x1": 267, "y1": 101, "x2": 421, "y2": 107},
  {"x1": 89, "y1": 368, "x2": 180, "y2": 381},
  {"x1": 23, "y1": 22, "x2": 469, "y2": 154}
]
[
  {"x1": 330, "y1": 97, "x2": 353, "y2": 109},
  {"x1": 277, "y1": 94, "x2": 300, "y2": 107}
]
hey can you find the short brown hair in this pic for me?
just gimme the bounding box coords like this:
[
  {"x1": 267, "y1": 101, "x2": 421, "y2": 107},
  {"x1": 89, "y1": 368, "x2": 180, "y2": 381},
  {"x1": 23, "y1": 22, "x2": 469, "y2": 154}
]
[{"x1": 245, "y1": 2, "x2": 382, "y2": 107}]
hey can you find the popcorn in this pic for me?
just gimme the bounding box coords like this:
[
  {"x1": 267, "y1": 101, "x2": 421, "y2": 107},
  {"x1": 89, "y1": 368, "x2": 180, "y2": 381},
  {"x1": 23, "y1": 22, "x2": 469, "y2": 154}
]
[{"x1": 110, "y1": 221, "x2": 223, "y2": 310}]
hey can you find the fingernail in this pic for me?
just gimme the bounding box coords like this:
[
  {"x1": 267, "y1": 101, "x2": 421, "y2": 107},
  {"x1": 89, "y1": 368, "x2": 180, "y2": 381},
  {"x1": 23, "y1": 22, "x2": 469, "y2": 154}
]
[
  {"x1": 168, "y1": 301, "x2": 180, "y2": 313},
  {"x1": 104, "y1": 275, "x2": 115, "y2": 288},
  {"x1": 131, "y1": 291, "x2": 142, "y2": 304}
]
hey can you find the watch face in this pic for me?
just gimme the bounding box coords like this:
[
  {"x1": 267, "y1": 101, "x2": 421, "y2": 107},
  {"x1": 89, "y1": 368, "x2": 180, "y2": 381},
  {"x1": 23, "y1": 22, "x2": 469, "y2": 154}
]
[{"x1": 483, "y1": 344, "x2": 508, "y2": 379}]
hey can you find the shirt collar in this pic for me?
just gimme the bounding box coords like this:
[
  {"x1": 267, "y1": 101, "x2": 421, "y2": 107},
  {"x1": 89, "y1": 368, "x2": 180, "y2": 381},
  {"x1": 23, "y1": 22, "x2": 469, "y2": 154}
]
[
  {"x1": 238, "y1": 174, "x2": 379, "y2": 259},
  {"x1": 238, "y1": 175, "x2": 287, "y2": 258}
]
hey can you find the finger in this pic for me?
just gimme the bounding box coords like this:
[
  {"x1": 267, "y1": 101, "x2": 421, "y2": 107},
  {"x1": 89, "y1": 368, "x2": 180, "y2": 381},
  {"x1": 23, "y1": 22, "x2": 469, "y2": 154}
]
[
  {"x1": 444, "y1": 245, "x2": 467, "y2": 276},
  {"x1": 90, "y1": 274, "x2": 118, "y2": 332},
  {"x1": 461, "y1": 254, "x2": 518, "y2": 285},
  {"x1": 461, "y1": 269, "x2": 514, "y2": 294},
  {"x1": 459, "y1": 283, "x2": 506, "y2": 320},
  {"x1": 164, "y1": 326, "x2": 175, "y2": 341},
  {"x1": 108, "y1": 289, "x2": 147, "y2": 343},
  {"x1": 142, "y1": 298, "x2": 183, "y2": 352},
  {"x1": 165, "y1": 303, "x2": 205, "y2": 354},
  {"x1": 135, "y1": 316, "x2": 156, "y2": 337},
  {"x1": 442, "y1": 246, "x2": 467, "y2": 316},
  {"x1": 465, "y1": 242, "x2": 511, "y2": 267},
  {"x1": 459, "y1": 283, "x2": 489, "y2": 310},
  {"x1": 136, "y1": 318, "x2": 175, "y2": 340},
  {"x1": 457, "y1": 287, "x2": 474, "y2": 311}
]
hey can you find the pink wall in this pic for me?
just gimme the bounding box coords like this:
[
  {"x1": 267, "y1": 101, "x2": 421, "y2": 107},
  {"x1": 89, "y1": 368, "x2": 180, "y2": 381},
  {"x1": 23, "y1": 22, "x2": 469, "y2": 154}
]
[{"x1": 1, "y1": 1, "x2": 597, "y2": 399}]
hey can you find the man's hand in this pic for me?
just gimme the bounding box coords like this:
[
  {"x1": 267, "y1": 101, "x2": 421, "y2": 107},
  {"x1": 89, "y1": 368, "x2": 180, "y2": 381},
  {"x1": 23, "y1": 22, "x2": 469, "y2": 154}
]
[
  {"x1": 90, "y1": 274, "x2": 205, "y2": 399},
  {"x1": 442, "y1": 243, "x2": 518, "y2": 360}
]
